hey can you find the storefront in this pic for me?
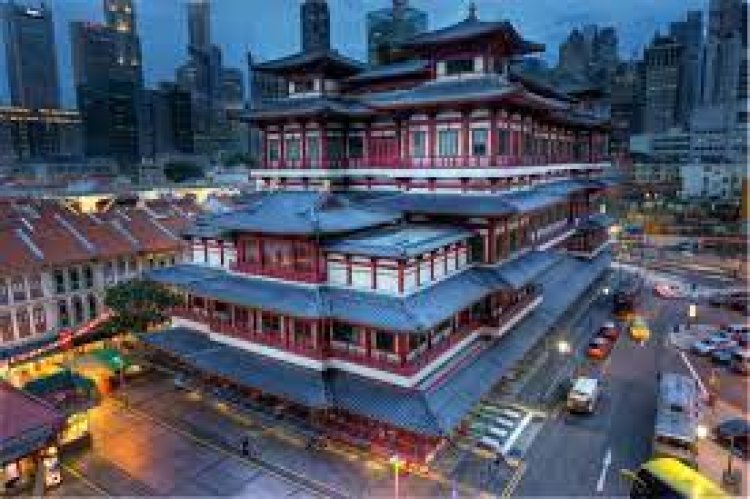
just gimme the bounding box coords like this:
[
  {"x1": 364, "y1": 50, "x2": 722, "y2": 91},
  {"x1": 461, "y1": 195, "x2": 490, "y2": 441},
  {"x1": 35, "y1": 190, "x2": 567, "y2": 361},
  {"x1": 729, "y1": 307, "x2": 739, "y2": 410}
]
[{"x1": 0, "y1": 383, "x2": 64, "y2": 494}]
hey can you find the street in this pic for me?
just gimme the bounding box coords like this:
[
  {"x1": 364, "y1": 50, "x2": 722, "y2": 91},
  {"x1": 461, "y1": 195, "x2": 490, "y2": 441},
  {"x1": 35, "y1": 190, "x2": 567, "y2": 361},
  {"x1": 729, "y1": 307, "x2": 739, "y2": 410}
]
[{"x1": 514, "y1": 264, "x2": 748, "y2": 497}]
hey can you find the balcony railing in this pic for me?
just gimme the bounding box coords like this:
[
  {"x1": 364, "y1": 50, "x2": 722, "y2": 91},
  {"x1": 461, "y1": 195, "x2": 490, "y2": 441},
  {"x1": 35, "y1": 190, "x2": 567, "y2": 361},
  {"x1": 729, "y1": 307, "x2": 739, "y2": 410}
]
[
  {"x1": 230, "y1": 262, "x2": 324, "y2": 284},
  {"x1": 260, "y1": 154, "x2": 608, "y2": 171},
  {"x1": 171, "y1": 290, "x2": 541, "y2": 378}
]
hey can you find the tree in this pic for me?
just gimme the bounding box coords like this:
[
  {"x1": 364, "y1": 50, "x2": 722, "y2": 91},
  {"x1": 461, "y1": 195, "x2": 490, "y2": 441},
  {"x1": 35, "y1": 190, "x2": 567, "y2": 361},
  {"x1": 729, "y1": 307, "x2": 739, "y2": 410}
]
[
  {"x1": 103, "y1": 279, "x2": 184, "y2": 334},
  {"x1": 164, "y1": 161, "x2": 204, "y2": 183}
]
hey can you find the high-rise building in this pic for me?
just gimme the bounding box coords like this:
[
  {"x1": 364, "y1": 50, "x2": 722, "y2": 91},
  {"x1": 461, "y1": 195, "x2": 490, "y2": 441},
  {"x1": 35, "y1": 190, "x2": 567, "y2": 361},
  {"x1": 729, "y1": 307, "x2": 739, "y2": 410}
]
[
  {"x1": 188, "y1": 0, "x2": 210, "y2": 51},
  {"x1": 669, "y1": 10, "x2": 703, "y2": 127},
  {"x1": 301, "y1": 0, "x2": 330, "y2": 52},
  {"x1": 1, "y1": 0, "x2": 60, "y2": 108},
  {"x1": 71, "y1": 21, "x2": 140, "y2": 166},
  {"x1": 699, "y1": 0, "x2": 745, "y2": 107},
  {"x1": 102, "y1": 0, "x2": 142, "y2": 83},
  {"x1": 643, "y1": 34, "x2": 682, "y2": 133},
  {"x1": 556, "y1": 25, "x2": 619, "y2": 89},
  {"x1": 143, "y1": 82, "x2": 194, "y2": 159},
  {"x1": 366, "y1": 0, "x2": 427, "y2": 66},
  {"x1": 609, "y1": 61, "x2": 641, "y2": 154}
]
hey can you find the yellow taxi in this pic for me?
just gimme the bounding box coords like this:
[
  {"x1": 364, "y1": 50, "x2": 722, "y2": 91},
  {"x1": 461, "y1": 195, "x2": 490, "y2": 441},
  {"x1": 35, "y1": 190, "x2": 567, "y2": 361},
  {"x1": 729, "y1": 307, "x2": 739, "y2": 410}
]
[
  {"x1": 622, "y1": 457, "x2": 726, "y2": 498},
  {"x1": 630, "y1": 316, "x2": 651, "y2": 342}
]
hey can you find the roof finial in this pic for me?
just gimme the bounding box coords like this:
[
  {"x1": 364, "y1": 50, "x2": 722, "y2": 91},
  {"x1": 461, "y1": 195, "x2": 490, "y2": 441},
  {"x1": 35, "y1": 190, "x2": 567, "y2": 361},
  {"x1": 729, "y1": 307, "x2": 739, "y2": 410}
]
[{"x1": 467, "y1": 1, "x2": 478, "y2": 21}]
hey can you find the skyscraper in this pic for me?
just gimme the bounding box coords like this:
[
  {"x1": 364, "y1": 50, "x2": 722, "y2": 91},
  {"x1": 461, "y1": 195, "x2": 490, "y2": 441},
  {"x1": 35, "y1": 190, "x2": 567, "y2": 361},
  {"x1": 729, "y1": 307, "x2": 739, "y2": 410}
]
[
  {"x1": 71, "y1": 21, "x2": 140, "y2": 167},
  {"x1": 102, "y1": 0, "x2": 142, "y2": 83},
  {"x1": 643, "y1": 34, "x2": 682, "y2": 133},
  {"x1": 699, "y1": 0, "x2": 745, "y2": 106},
  {"x1": 301, "y1": 0, "x2": 330, "y2": 52},
  {"x1": 366, "y1": 0, "x2": 428, "y2": 66},
  {"x1": 188, "y1": 0, "x2": 210, "y2": 51},
  {"x1": 1, "y1": 0, "x2": 60, "y2": 108},
  {"x1": 556, "y1": 25, "x2": 619, "y2": 89},
  {"x1": 669, "y1": 10, "x2": 703, "y2": 127}
]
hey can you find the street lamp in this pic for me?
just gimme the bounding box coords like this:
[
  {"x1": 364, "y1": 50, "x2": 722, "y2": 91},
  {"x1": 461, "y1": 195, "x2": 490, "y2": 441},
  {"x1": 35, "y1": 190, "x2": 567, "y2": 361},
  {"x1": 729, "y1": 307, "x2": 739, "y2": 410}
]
[
  {"x1": 695, "y1": 424, "x2": 709, "y2": 440},
  {"x1": 556, "y1": 339, "x2": 571, "y2": 355},
  {"x1": 389, "y1": 455, "x2": 404, "y2": 499},
  {"x1": 688, "y1": 303, "x2": 697, "y2": 330}
]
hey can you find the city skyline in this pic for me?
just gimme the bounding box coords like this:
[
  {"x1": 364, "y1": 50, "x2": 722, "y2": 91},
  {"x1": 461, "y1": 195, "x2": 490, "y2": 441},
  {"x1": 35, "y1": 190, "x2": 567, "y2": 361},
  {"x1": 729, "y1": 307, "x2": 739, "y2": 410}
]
[{"x1": 0, "y1": 0, "x2": 706, "y2": 107}]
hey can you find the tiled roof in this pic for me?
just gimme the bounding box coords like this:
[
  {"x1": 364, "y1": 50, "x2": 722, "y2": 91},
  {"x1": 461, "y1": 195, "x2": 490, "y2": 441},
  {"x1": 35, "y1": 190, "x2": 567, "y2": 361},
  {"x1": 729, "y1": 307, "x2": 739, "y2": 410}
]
[
  {"x1": 0, "y1": 382, "x2": 63, "y2": 464},
  {"x1": 0, "y1": 200, "x2": 193, "y2": 275},
  {"x1": 361, "y1": 192, "x2": 516, "y2": 217},
  {"x1": 363, "y1": 75, "x2": 517, "y2": 108},
  {"x1": 140, "y1": 251, "x2": 611, "y2": 436},
  {"x1": 403, "y1": 18, "x2": 544, "y2": 55},
  {"x1": 345, "y1": 59, "x2": 430, "y2": 84},
  {"x1": 148, "y1": 251, "x2": 564, "y2": 332},
  {"x1": 247, "y1": 97, "x2": 375, "y2": 121},
  {"x1": 323, "y1": 225, "x2": 473, "y2": 258},
  {"x1": 253, "y1": 49, "x2": 365, "y2": 76},
  {"x1": 184, "y1": 191, "x2": 401, "y2": 237}
]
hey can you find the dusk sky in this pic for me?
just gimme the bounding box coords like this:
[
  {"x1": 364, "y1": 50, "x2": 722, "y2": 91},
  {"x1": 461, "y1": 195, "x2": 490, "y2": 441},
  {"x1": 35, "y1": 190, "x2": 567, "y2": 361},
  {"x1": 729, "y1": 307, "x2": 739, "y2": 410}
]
[{"x1": 1, "y1": 0, "x2": 707, "y2": 107}]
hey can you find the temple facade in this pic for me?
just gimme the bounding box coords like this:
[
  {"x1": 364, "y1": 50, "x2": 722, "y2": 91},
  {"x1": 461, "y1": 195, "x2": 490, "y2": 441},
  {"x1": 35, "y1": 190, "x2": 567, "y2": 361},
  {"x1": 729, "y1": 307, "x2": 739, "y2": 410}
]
[{"x1": 142, "y1": 8, "x2": 616, "y2": 467}]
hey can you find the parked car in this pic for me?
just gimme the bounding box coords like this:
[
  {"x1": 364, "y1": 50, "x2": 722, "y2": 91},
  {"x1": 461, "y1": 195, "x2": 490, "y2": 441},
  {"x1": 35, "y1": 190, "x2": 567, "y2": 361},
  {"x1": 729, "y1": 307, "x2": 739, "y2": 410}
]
[
  {"x1": 714, "y1": 418, "x2": 750, "y2": 459},
  {"x1": 567, "y1": 377, "x2": 600, "y2": 414},
  {"x1": 587, "y1": 337, "x2": 613, "y2": 360},
  {"x1": 710, "y1": 347, "x2": 735, "y2": 366},
  {"x1": 599, "y1": 321, "x2": 620, "y2": 341},
  {"x1": 692, "y1": 336, "x2": 736, "y2": 356},
  {"x1": 729, "y1": 297, "x2": 750, "y2": 314}
]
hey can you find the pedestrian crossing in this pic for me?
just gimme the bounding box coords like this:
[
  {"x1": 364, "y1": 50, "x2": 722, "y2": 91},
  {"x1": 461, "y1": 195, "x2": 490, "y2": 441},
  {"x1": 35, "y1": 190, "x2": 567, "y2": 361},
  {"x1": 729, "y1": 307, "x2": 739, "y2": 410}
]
[{"x1": 466, "y1": 402, "x2": 534, "y2": 458}]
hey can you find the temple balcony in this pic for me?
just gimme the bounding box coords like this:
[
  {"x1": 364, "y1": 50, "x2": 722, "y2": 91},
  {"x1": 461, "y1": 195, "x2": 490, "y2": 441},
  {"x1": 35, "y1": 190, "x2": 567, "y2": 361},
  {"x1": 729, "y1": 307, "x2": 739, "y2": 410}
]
[
  {"x1": 168, "y1": 288, "x2": 541, "y2": 383},
  {"x1": 230, "y1": 262, "x2": 325, "y2": 284}
]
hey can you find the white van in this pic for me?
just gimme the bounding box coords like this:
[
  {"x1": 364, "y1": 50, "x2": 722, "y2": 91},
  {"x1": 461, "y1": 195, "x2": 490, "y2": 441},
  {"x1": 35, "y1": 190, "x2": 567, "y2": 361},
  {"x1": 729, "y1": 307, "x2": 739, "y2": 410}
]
[{"x1": 567, "y1": 377, "x2": 600, "y2": 413}]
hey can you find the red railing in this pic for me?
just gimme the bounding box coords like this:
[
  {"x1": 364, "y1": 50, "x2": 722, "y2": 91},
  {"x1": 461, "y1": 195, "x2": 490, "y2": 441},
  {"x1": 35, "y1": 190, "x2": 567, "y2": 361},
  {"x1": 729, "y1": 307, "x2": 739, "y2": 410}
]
[
  {"x1": 258, "y1": 154, "x2": 607, "y2": 171},
  {"x1": 170, "y1": 291, "x2": 540, "y2": 377},
  {"x1": 230, "y1": 262, "x2": 324, "y2": 284}
]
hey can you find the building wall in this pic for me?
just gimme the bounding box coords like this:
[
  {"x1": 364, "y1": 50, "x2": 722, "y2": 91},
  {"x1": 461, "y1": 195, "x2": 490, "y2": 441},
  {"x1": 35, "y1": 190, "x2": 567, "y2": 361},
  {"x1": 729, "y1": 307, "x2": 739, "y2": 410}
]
[{"x1": 0, "y1": 251, "x2": 184, "y2": 346}]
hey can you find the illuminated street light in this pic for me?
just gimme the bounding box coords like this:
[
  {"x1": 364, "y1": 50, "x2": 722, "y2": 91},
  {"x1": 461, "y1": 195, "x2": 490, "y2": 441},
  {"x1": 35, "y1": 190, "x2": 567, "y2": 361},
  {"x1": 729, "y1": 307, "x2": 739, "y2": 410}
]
[
  {"x1": 602, "y1": 287, "x2": 610, "y2": 296},
  {"x1": 390, "y1": 455, "x2": 404, "y2": 499},
  {"x1": 696, "y1": 424, "x2": 709, "y2": 439},
  {"x1": 688, "y1": 303, "x2": 697, "y2": 329},
  {"x1": 557, "y1": 340, "x2": 571, "y2": 355}
]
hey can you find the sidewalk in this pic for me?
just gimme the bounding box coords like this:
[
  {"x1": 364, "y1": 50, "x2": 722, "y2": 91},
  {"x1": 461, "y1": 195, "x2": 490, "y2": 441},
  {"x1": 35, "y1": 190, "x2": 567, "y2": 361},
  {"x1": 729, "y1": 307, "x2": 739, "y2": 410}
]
[{"x1": 697, "y1": 400, "x2": 750, "y2": 496}]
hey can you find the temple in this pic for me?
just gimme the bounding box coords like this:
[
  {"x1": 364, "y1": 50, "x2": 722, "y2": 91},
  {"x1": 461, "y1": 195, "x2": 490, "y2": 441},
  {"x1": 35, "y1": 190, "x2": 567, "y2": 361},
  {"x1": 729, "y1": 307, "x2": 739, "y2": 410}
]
[{"x1": 141, "y1": 8, "x2": 616, "y2": 468}]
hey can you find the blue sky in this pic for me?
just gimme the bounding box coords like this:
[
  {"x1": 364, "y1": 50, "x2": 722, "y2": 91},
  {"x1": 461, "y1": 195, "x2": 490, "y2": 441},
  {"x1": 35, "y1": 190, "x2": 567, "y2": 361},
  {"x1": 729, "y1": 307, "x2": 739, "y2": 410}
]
[{"x1": 0, "y1": 0, "x2": 707, "y2": 107}]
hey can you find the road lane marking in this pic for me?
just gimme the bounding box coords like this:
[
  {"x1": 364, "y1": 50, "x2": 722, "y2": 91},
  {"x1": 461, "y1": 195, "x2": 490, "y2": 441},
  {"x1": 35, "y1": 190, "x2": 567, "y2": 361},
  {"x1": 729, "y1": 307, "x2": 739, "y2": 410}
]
[
  {"x1": 678, "y1": 350, "x2": 709, "y2": 398},
  {"x1": 596, "y1": 448, "x2": 612, "y2": 493}
]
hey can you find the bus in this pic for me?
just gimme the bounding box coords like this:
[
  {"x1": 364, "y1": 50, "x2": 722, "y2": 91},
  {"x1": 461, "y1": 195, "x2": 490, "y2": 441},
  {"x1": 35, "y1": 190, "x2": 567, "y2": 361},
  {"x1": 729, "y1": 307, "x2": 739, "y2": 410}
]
[
  {"x1": 623, "y1": 458, "x2": 726, "y2": 498},
  {"x1": 653, "y1": 373, "x2": 701, "y2": 466},
  {"x1": 614, "y1": 277, "x2": 642, "y2": 320}
]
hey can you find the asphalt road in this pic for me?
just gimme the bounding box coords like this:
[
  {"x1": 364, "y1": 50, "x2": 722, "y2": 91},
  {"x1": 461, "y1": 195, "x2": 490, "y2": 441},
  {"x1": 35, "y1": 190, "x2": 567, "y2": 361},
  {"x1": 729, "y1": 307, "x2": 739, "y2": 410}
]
[{"x1": 515, "y1": 283, "x2": 691, "y2": 496}]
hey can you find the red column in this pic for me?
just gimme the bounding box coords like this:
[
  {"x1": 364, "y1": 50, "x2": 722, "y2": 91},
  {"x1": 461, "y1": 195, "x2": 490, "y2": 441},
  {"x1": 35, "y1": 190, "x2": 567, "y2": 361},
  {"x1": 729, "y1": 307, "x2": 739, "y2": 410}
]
[
  {"x1": 461, "y1": 109, "x2": 470, "y2": 166},
  {"x1": 489, "y1": 109, "x2": 498, "y2": 167},
  {"x1": 279, "y1": 125, "x2": 285, "y2": 168},
  {"x1": 260, "y1": 128, "x2": 267, "y2": 168},
  {"x1": 397, "y1": 260, "x2": 404, "y2": 294},
  {"x1": 301, "y1": 123, "x2": 308, "y2": 169},
  {"x1": 403, "y1": 120, "x2": 410, "y2": 169},
  {"x1": 487, "y1": 221, "x2": 497, "y2": 264},
  {"x1": 428, "y1": 113, "x2": 436, "y2": 168},
  {"x1": 397, "y1": 334, "x2": 407, "y2": 366},
  {"x1": 320, "y1": 125, "x2": 327, "y2": 168}
]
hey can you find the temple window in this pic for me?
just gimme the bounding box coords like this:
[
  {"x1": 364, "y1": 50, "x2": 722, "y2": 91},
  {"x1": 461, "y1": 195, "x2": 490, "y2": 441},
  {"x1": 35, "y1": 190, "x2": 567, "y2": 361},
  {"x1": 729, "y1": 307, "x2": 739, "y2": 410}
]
[
  {"x1": 410, "y1": 131, "x2": 426, "y2": 158},
  {"x1": 267, "y1": 139, "x2": 280, "y2": 162},
  {"x1": 471, "y1": 128, "x2": 488, "y2": 156},
  {"x1": 262, "y1": 313, "x2": 281, "y2": 334},
  {"x1": 437, "y1": 129, "x2": 459, "y2": 157},
  {"x1": 332, "y1": 322, "x2": 358, "y2": 345},
  {"x1": 497, "y1": 129, "x2": 509, "y2": 155},
  {"x1": 375, "y1": 331, "x2": 395, "y2": 352},
  {"x1": 285, "y1": 138, "x2": 301, "y2": 161},
  {"x1": 306, "y1": 136, "x2": 320, "y2": 161},
  {"x1": 347, "y1": 135, "x2": 364, "y2": 159},
  {"x1": 444, "y1": 58, "x2": 475, "y2": 76}
]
